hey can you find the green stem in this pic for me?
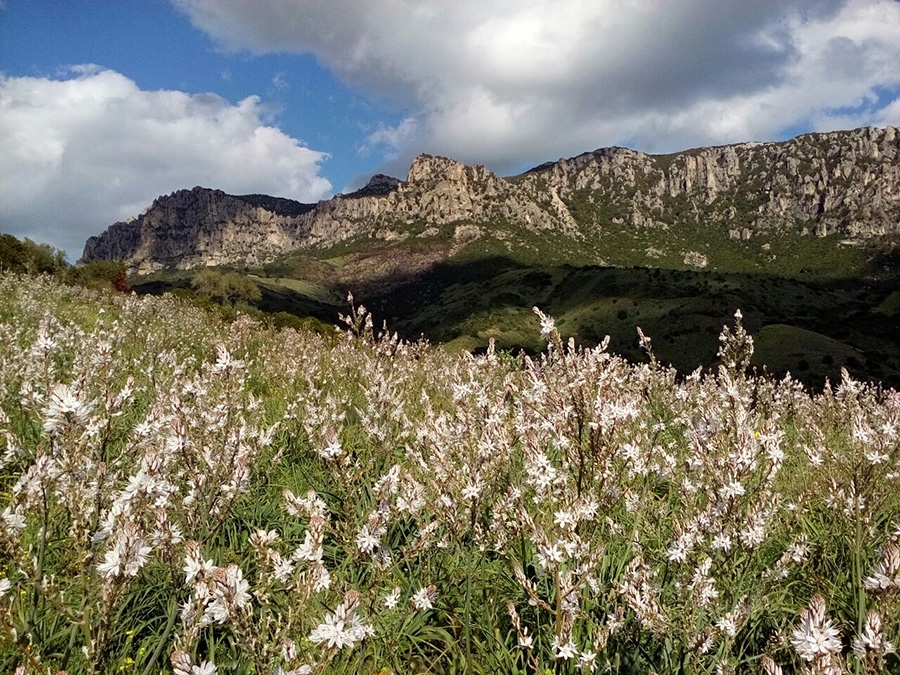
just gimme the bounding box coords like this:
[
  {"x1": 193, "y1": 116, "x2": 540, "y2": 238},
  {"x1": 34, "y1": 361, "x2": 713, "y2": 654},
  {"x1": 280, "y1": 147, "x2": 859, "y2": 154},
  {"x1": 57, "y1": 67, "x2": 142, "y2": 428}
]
[
  {"x1": 465, "y1": 561, "x2": 472, "y2": 674},
  {"x1": 141, "y1": 595, "x2": 179, "y2": 675},
  {"x1": 854, "y1": 474, "x2": 865, "y2": 675},
  {"x1": 24, "y1": 488, "x2": 49, "y2": 645}
]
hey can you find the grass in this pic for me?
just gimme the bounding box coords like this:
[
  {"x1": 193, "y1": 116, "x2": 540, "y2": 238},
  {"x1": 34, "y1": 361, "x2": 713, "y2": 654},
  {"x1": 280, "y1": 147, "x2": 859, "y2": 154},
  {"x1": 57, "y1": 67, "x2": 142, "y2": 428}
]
[{"x1": 1, "y1": 273, "x2": 900, "y2": 674}]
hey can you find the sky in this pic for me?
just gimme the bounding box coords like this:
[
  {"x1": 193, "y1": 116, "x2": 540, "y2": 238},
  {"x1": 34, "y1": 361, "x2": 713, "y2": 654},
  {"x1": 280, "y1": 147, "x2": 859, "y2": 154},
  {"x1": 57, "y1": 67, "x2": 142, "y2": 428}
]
[{"x1": 1, "y1": 0, "x2": 899, "y2": 259}]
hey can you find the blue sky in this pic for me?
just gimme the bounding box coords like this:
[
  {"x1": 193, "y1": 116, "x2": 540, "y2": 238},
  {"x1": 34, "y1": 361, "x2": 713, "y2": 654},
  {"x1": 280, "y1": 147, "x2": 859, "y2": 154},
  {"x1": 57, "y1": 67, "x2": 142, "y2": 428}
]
[
  {"x1": 1, "y1": 0, "x2": 899, "y2": 257},
  {"x1": 0, "y1": 0, "x2": 403, "y2": 191}
]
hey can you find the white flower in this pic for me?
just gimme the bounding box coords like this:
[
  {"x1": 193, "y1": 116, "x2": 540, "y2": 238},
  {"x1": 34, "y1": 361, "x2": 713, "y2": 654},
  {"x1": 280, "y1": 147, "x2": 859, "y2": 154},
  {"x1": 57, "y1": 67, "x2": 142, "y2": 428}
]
[
  {"x1": 271, "y1": 554, "x2": 295, "y2": 583},
  {"x1": 791, "y1": 595, "x2": 842, "y2": 662},
  {"x1": 192, "y1": 661, "x2": 218, "y2": 675},
  {"x1": 1, "y1": 506, "x2": 26, "y2": 533},
  {"x1": 666, "y1": 535, "x2": 692, "y2": 563},
  {"x1": 311, "y1": 563, "x2": 331, "y2": 592},
  {"x1": 411, "y1": 585, "x2": 436, "y2": 611},
  {"x1": 536, "y1": 542, "x2": 565, "y2": 570},
  {"x1": 97, "y1": 522, "x2": 152, "y2": 579},
  {"x1": 309, "y1": 592, "x2": 371, "y2": 650},
  {"x1": 551, "y1": 637, "x2": 577, "y2": 660},
  {"x1": 293, "y1": 530, "x2": 323, "y2": 563},
  {"x1": 0, "y1": 578, "x2": 11, "y2": 598},
  {"x1": 517, "y1": 629, "x2": 534, "y2": 649},
  {"x1": 356, "y1": 526, "x2": 380, "y2": 554},
  {"x1": 533, "y1": 306, "x2": 557, "y2": 339},
  {"x1": 461, "y1": 481, "x2": 482, "y2": 501},
  {"x1": 716, "y1": 615, "x2": 737, "y2": 637},
  {"x1": 172, "y1": 651, "x2": 218, "y2": 675},
  {"x1": 43, "y1": 383, "x2": 93, "y2": 433},
  {"x1": 711, "y1": 533, "x2": 733, "y2": 552},
  {"x1": 719, "y1": 480, "x2": 745, "y2": 499},
  {"x1": 206, "y1": 564, "x2": 251, "y2": 623},
  {"x1": 249, "y1": 529, "x2": 279, "y2": 549},
  {"x1": 183, "y1": 545, "x2": 215, "y2": 586},
  {"x1": 383, "y1": 587, "x2": 401, "y2": 609},
  {"x1": 553, "y1": 509, "x2": 577, "y2": 530},
  {"x1": 579, "y1": 649, "x2": 597, "y2": 671}
]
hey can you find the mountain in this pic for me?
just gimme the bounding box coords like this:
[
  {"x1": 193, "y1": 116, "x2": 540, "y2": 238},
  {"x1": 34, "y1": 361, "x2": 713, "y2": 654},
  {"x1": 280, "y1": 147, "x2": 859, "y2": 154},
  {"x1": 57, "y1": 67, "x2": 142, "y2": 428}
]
[
  {"x1": 82, "y1": 125, "x2": 900, "y2": 274},
  {"x1": 82, "y1": 126, "x2": 900, "y2": 389}
]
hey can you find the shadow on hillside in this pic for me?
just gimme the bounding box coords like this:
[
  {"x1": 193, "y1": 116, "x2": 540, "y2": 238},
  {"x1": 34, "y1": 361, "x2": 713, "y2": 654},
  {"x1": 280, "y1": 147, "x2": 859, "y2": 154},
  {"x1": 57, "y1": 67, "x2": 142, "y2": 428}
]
[
  {"x1": 133, "y1": 255, "x2": 900, "y2": 391},
  {"x1": 354, "y1": 255, "x2": 900, "y2": 390}
]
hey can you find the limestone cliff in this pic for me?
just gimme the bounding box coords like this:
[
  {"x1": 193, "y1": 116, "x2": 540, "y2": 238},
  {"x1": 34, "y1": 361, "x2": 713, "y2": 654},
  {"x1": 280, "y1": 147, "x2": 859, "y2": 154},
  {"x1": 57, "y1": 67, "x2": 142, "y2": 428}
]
[
  {"x1": 82, "y1": 126, "x2": 900, "y2": 272},
  {"x1": 526, "y1": 125, "x2": 900, "y2": 239}
]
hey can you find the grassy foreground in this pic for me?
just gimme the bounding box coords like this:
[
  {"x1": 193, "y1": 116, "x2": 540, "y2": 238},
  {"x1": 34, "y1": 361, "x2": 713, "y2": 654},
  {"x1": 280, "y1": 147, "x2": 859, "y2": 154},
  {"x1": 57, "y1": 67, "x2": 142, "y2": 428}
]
[{"x1": 0, "y1": 274, "x2": 899, "y2": 674}]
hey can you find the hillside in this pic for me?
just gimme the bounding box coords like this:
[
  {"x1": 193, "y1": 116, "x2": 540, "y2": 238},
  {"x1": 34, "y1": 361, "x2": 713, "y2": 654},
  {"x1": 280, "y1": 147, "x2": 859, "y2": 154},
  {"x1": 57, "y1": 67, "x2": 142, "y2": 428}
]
[
  {"x1": 83, "y1": 126, "x2": 900, "y2": 273},
  {"x1": 84, "y1": 126, "x2": 900, "y2": 388}
]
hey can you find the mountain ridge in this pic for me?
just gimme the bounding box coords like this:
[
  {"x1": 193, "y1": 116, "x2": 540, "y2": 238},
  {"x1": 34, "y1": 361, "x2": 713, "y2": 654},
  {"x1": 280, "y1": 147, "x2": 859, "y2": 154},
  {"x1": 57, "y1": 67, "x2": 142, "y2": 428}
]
[{"x1": 82, "y1": 125, "x2": 900, "y2": 273}]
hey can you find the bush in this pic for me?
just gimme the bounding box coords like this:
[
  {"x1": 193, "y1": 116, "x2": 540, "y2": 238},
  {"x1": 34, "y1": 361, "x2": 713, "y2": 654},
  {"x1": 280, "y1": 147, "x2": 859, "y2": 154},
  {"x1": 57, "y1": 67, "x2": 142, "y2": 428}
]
[
  {"x1": 66, "y1": 259, "x2": 130, "y2": 292},
  {"x1": 0, "y1": 232, "x2": 67, "y2": 276},
  {"x1": 191, "y1": 269, "x2": 262, "y2": 306}
]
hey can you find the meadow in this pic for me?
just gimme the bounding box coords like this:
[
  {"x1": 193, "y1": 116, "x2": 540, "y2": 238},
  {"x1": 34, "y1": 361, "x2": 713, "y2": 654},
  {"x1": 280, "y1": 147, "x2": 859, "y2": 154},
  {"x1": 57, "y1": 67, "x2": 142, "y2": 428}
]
[{"x1": 1, "y1": 273, "x2": 899, "y2": 674}]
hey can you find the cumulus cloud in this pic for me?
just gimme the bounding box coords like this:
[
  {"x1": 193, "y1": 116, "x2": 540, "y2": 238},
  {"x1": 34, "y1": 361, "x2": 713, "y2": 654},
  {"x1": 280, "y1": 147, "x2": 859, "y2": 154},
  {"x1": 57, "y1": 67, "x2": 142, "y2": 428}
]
[
  {"x1": 173, "y1": 0, "x2": 900, "y2": 173},
  {"x1": 0, "y1": 66, "x2": 332, "y2": 257}
]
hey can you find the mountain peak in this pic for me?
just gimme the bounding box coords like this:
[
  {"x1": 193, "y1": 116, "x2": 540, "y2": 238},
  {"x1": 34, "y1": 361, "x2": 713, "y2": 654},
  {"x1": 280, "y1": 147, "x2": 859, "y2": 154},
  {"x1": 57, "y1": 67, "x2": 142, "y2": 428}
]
[{"x1": 83, "y1": 126, "x2": 900, "y2": 273}]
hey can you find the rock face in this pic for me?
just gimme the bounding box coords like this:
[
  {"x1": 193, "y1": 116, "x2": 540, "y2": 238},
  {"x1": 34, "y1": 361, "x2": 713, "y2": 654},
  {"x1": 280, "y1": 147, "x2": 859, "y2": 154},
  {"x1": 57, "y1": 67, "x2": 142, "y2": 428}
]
[{"x1": 82, "y1": 126, "x2": 900, "y2": 272}]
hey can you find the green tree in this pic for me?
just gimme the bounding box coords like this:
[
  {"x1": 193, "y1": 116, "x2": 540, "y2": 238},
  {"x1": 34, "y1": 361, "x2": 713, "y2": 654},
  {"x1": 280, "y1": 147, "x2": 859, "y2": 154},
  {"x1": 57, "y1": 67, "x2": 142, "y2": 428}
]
[
  {"x1": 66, "y1": 260, "x2": 130, "y2": 292},
  {"x1": 191, "y1": 269, "x2": 261, "y2": 306},
  {"x1": 0, "y1": 233, "x2": 68, "y2": 276}
]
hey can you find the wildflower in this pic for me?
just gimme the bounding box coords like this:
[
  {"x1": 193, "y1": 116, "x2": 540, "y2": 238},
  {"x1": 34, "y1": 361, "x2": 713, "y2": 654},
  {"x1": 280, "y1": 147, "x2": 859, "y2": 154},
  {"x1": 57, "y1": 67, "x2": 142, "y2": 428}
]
[
  {"x1": 716, "y1": 615, "x2": 737, "y2": 637},
  {"x1": 711, "y1": 533, "x2": 733, "y2": 552},
  {"x1": 311, "y1": 563, "x2": 331, "y2": 592},
  {"x1": 689, "y1": 558, "x2": 718, "y2": 608},
  {"x1": 0, "y1": 578, "x2": 11, "y2": 598},
  {"x1": 791, "y1": 595, "x2": 842, "y2": 662},
  {"x1": 864, "y1": 544, "x2": 900, "y2": 592},
  {"x1": 579, "y1": 649, "x2": 597, "y2": 671},
  {"x1": 294, "y1": 529, "x2": 323, "y2": 563},
  {"x1": 281, "y1": 639, "x2": 298, "y2": 663},
  {"x1": 383, "y1": 587, "x2": 401, "y2": 609},
  {"x1": 43, "y1": 383, "x2": 93, "y2": 433},
  {"x1": 0, "y1": 506, "x2": 26, "y2": 534},
  {"x1": 718, "y1": 480, "x2": 745, "y2": 499},
  {"x1": 666, "y1": 534, "x2": 692, "y2": 563},
  {"x1": 309, "y1": 591, "x2": 372, "y2": 650},
  {"x1": 553, "y1": 509, "x2": 577, "y2": 530},
  {"x1": 207, "y1": 564, "x2": 251, "y2": 623},
  {"x1": 551, "y1": 637, "x2": 577, "y2": 660},
  {"x1": 411, "y1": 585, "x2": 436, "y2": 611},
  {"x1": 536, "y1": 542, "x2": 566, "y2": 571},
  {"x1": 97, "y1": 521, "x2": 152, "y2": 579},
  {"x1": 183, "y1": 542, "x2": 216, "y2": 585},
  {"x1": 518, "y1": 629, "x2": 534, "y2": 649},
  {"x1": 356, "y1": 526, "x2": 381, "y2": 554},
  {"x1": 533, "y1": 307, "x2": 556, "y2": 340},
  {"x1": 172, "y1": 651, "x2": 218, "y2": 675},
  {"x1": 853, "y1": 609, "x2": 896, "y2": 661},
  {"x1": 738, "y1": 519, "x2": 766, "y2": 548},
  {"x1": 249, "y1": 529, "x2": 279, "y2": 549},
  {"x1": 461, "y1": 481, "x2": 482, "y2": 501},
  {"x1": 211, "y1": 344, "x2": 243, "y2": 374}
]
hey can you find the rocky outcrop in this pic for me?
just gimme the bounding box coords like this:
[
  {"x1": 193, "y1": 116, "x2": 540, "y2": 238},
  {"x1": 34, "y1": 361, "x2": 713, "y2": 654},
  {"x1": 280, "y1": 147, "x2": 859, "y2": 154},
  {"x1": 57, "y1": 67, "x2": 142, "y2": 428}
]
[
  {"x1": 83, "y1": 126, "x2": 900, "y2": 272},
  {"x1": 525, "y1": 126, "x2": 900, "y2": 237}
]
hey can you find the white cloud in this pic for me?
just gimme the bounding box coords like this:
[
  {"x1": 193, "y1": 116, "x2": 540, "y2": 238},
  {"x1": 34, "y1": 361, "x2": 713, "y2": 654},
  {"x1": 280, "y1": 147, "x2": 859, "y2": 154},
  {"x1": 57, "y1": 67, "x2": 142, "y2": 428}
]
[
  {"x1": 358, "y1": 116, "x2": 420, "y2": 159},
  {"x1": 0, "y1": 66, "x2": 332, "y2": 258},
  {"x1": 174, "y1": 0, "x2": 900, "y2": 173}
]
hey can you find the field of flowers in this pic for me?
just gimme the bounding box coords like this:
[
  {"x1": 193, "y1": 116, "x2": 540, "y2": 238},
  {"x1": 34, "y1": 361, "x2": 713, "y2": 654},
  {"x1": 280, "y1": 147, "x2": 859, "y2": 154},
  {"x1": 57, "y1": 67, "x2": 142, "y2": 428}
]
[{"x1": 0, "y1": 273, "x2": 898, "y2": 674}]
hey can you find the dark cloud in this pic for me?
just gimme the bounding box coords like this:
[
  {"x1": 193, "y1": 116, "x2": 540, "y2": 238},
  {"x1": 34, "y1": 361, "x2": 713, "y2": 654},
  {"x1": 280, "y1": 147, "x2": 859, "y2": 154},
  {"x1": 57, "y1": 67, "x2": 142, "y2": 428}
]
[{"x1": 173, "y1": 0, "x2": 900, "y2": 174}]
